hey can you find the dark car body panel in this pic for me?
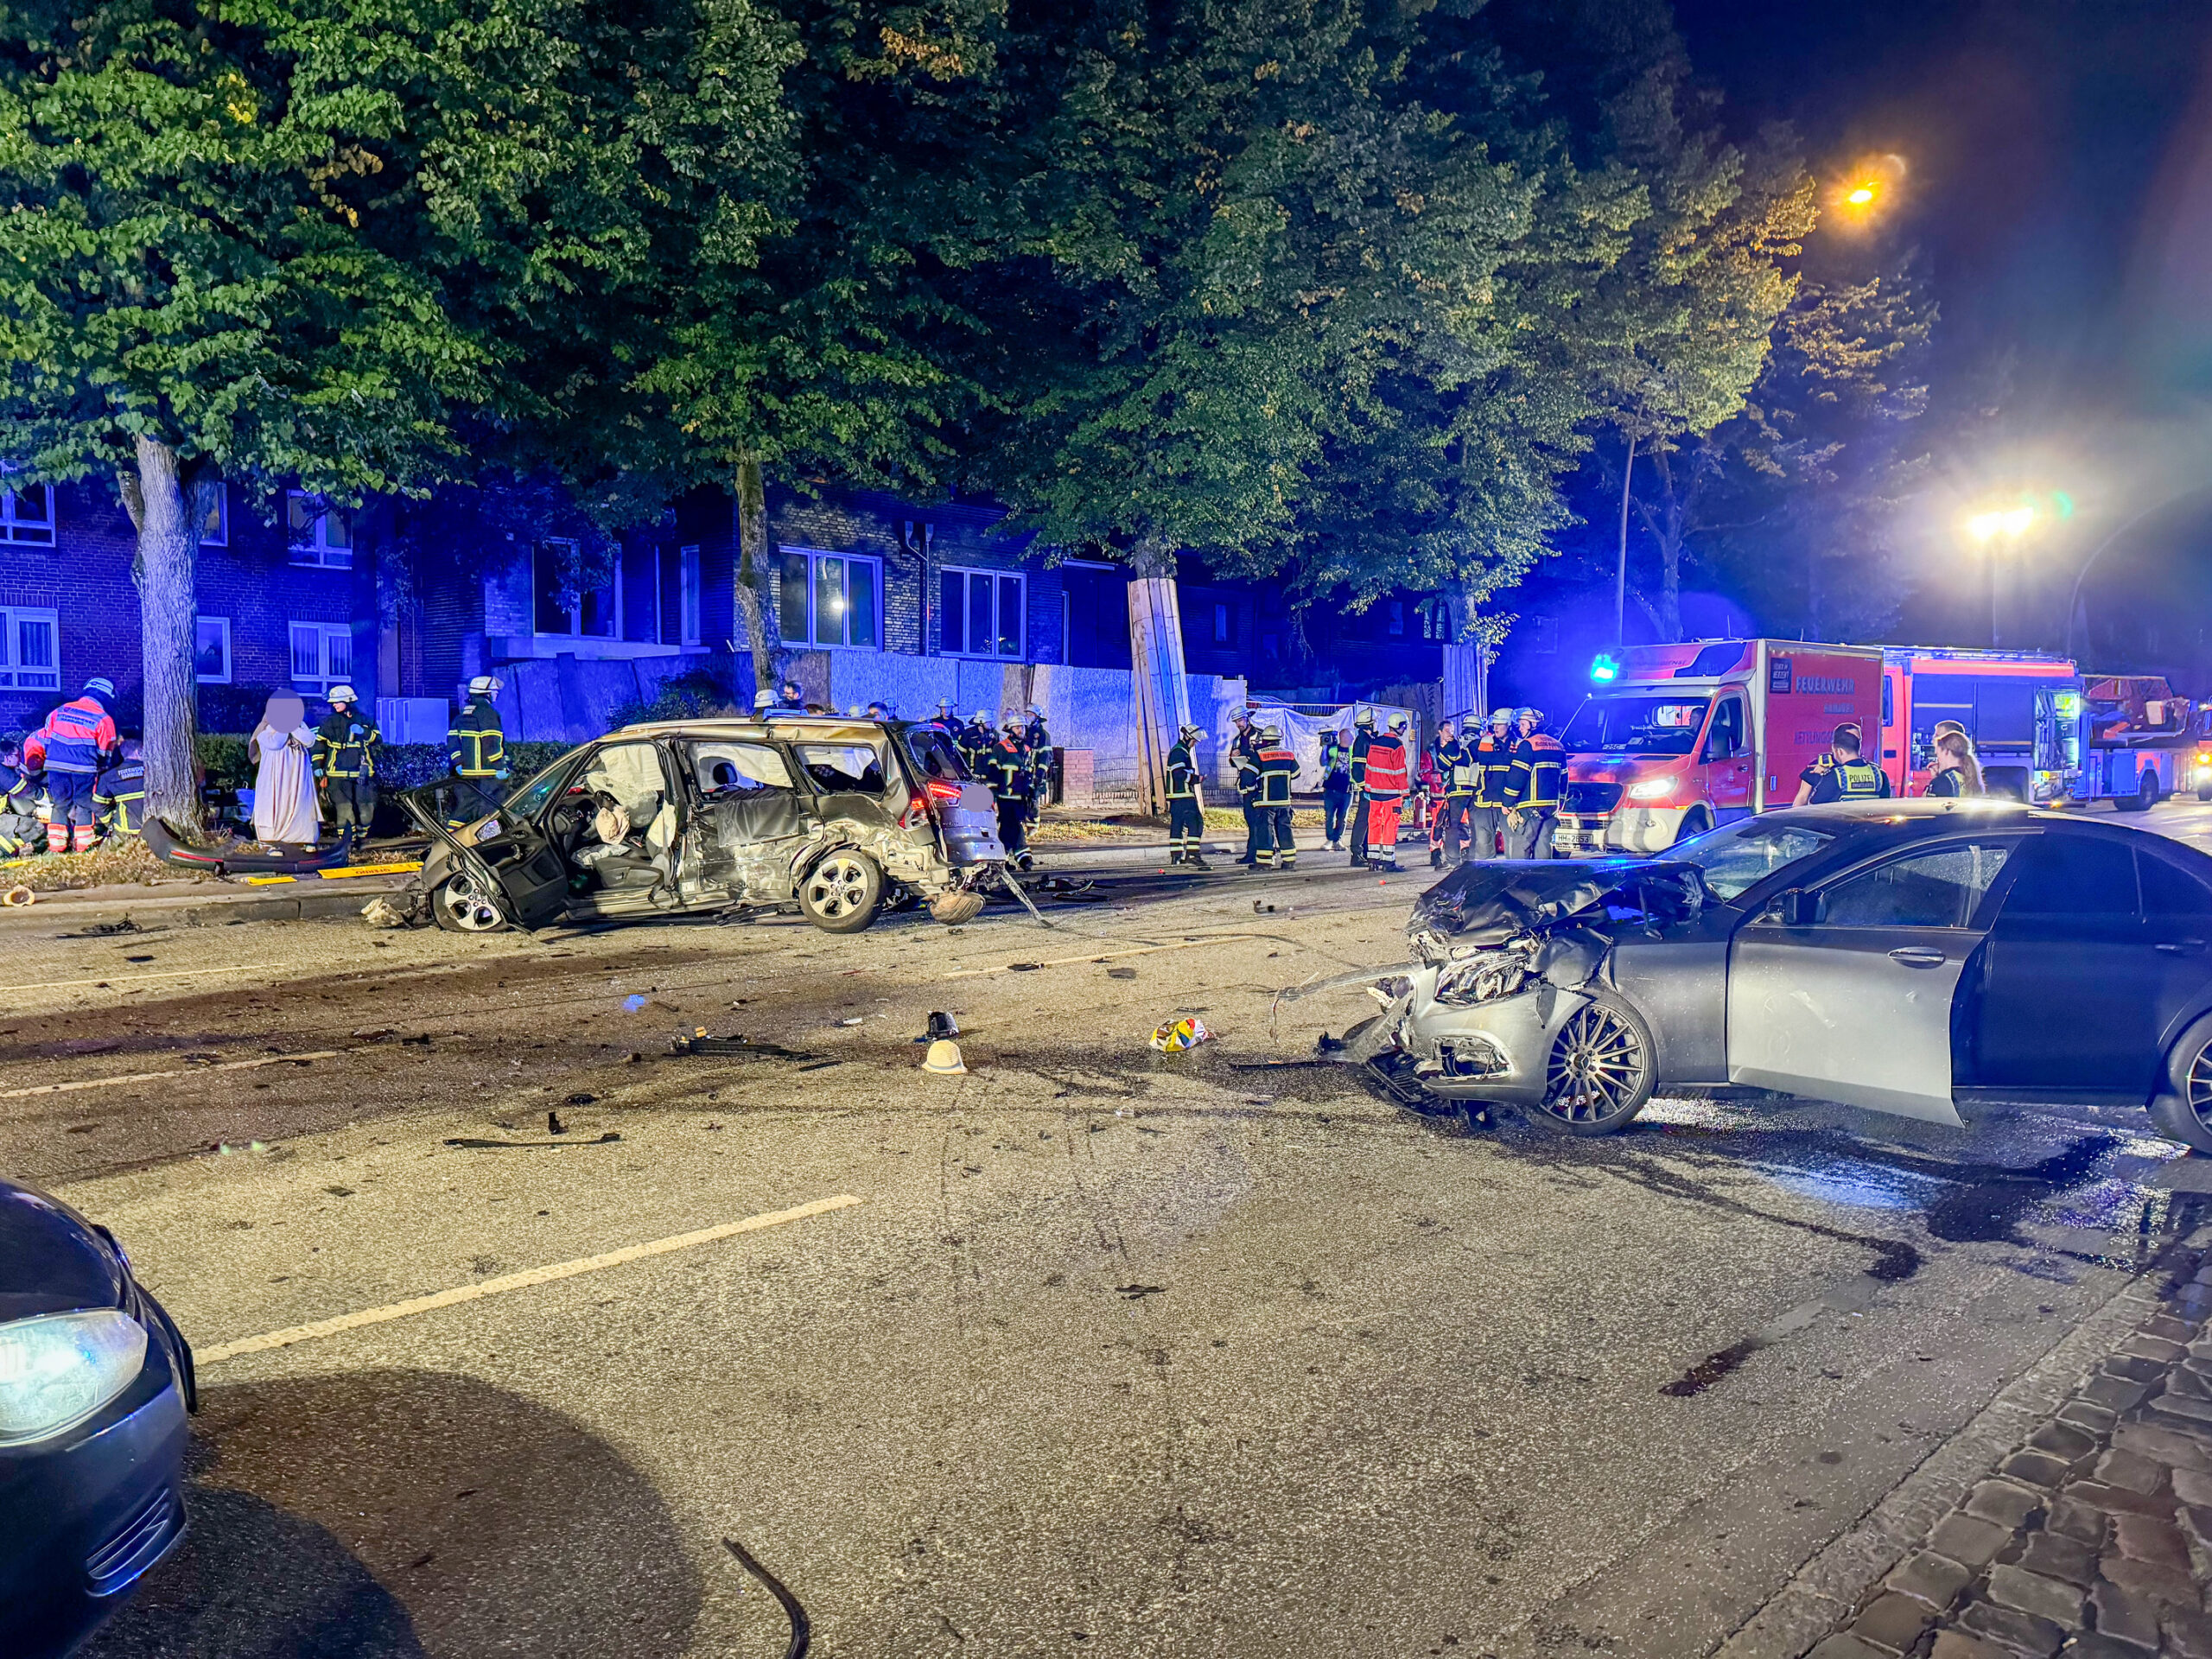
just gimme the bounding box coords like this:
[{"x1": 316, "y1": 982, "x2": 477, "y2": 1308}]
[{"x1": 0, "y1": 1178, "x2": 193, "y2": 1659}]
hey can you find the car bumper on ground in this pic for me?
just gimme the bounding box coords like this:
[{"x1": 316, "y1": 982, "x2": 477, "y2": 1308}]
[
  {"x1": 1379, "y1": 965, "x2": 1592, "y2": 1109},
  {"x1": 0, "y1": 1336, "x2": 191, "y2": 1657}
]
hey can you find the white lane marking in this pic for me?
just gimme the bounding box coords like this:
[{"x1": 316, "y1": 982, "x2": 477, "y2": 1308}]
[
  {"x1": 0, "y1": 1050, "x2": 340, "y2": 1100},
  {"x1": 0, "y1": 961, "x2": 286, "y2": 993},
  {"x1": 195, "y1": 1194, "x2": 865, "y2": 1366},
  {"x1": 942, "y1": 934, "x2": 1263, "y2": 979}
]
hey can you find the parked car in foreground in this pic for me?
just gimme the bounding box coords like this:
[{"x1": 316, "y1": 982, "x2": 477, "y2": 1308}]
[
  {"x1": 1356, "y1": 800, "x2": 2212, "y2": 1147},
  {"x1": 1, "y1": 1179, "x2": 194, "y2": 1657},
  {"x1": 396, "y1": 715, "x2": 1004, "y2": 935}
]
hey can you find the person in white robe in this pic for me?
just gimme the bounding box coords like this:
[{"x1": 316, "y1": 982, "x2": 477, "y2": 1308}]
[{"x1": 250, "y1": 692, "x2": 321, "y2": 848}]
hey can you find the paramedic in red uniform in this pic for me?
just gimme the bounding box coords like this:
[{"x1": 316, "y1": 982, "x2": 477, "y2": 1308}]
[{"x1": 24, "y1": 676, "x2": 120, "y2": 853}]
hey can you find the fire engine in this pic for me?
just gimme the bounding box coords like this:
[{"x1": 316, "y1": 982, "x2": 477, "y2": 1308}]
[
  {"x1": 1876, "y1": 648, "x2": 2079, "y2": 804},
  {"x1": 2067, "y1": 676, "x2": 2204, "y2": 810},
  {"x1": 1554, "y1": 639, "x2": 1884, "y2": 854}
]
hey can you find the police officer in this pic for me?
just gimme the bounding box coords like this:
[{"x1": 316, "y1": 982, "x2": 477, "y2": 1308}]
[
  {"x1": 1792, "y1": 723, "x2": 1864, "y2": 806},
  {"x1": 1228, "y1": 709, "x2": 1262, "y2": 865},
  {"x1": 1319, "y1": 727, "x2": 1352, "y2": 849},
  {"x1": 92, "y1": 739, "x2": 147, "y2": 838},
  {"x1": 1255, "y1": 722, "x2": 1299, "y2": 869},
  {"x1": 1469, "y1": 706, "x2": 1516, "y2": 861},
  {"x1": 0, "y1": 733, "x2": 44, "y2": 856},
  {"x1": 1432, "y1": 719, "x2": 1478, "y2": 868},
  {"x1": 983, "y1": 714, "x2": 1034, "y2": 868},
  {"x1": 447, "y1": 674, "x2": 508, "y2": 828},
  {"x1": 313, "y1": 684, "x2": 381, "y2": 842},
  {"x1": 1166, "y1": 722, "x2": 1209, "y2": 868},
  {"x1": 1806, "y1": 724, "x2": 1891, "y2": 804},
  {"x1": 25, "y1": 676, "x2": 119, "y2": 853},
  {"x1": 1502, "y1": 707, "x2": 1567, "y2": 859}
]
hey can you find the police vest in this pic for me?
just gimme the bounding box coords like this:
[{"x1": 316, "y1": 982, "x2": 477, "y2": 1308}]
[{"x1": 1832, "y1": 759, "x2": 1884, "y2": 798}]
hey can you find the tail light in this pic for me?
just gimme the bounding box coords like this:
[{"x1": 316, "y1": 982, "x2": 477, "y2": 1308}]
[
  {"x1": 906, "y1": 777, "x2": 964, "y2": 830},
  {"x1": 925, "y1": 779, "x2": 965, "y2": 805}
]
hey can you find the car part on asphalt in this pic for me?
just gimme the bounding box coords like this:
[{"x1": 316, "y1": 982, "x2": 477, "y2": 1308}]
[
  {"x1": 144, "y1": 817, "x2": 354, "y2": 875},
  {"x1": 1, "y1": 884, "x2": 31, "y2": 907},
  {"x1": 442, "y1": 1132, "x2": 624, "y2": 1148},
  {"x1": 670, "y1": 1033, "x2": 820, "y2": 1062},
  {"x1": 722, "y1": 1537, "x2": 810, "y2": 1659}
]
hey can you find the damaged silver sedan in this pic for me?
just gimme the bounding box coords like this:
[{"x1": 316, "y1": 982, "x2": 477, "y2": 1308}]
[
  {"x1": 390, "y1": 715, "x2": 1003, "y2": 934},
  {"x1": 1351, "y1": 801, "x2": 2212, "y2": 1144}
]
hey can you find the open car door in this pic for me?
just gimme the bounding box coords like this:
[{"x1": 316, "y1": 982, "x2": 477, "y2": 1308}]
[
  {"x1": 1726, "y1": 835, "x2": 2023, "y2": 1125},
  {"x1": 397, "y1": 784, "x2": 571, "y2": 930}
]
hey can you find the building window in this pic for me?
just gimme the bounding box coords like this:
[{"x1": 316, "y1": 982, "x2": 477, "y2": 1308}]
[
  {"x1": 1387, "y1": 600, "x2": 1405, "y2": 637},
  {"x1": 0, "y1": 485, "x2": 54, "y2": 546},
  {"x1": 679, "y1": 544, "x2": 702, "y2": 646},
  {"x1": 200, "y1": 484, "x2": 227, "y2": 547},
  {"x1": 1419, "y1": 597, "x2": 1452, "y2": 642},
  {"x1": 194, "y1": 616, "x2": 232, "y2": 683},
  {"x1": 654, "y1": 543, "x2": 703, "y2": 647},
  {"x1": 288, "y1": 492, "x2": 352, "y2": 568},
  {"x1": 289, "y1": 621, "x2": 353, "y2": 693},
  {"x1": 776, "y1": 548, "x2": 880, "y2": 649},
  {"x1": 531, "y1": 541, "x2": 620, "y2": 639},
  {"x1": 1213, "y1": 603, "x2": 1230, "y2": 645},
  {"x1": 0, "y1": 605, "x2": 59, "y2": 690},
  {"x1": 939, "y1": 566, "x2": 1024, "y2": 658}
]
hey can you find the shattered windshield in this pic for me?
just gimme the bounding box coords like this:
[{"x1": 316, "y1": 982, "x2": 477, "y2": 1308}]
[
  {"x1": 1560, "y1": 696, "x2": 1711, "y2": 756},
  {"x1": 1669, "y1": 819, "x2": 1837, "y2": 902}
]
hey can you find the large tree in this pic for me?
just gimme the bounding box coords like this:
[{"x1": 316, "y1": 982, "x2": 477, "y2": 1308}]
[{"x1": 0, "y1": 0, "x2": 794, "y2": 822}]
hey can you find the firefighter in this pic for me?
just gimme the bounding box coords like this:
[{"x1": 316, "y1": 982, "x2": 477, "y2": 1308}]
[
  {"x1": 1468, "y1": 707, "x2": 1516, "y2": 861},
  {"x1": 1791, "y1": 723, "x2": 1864, "y2": 806},
  {"x1": 313, "y1": 684, "x2": 381, "y2": 842},
  {"x1": 753, "y1": 688, "x2": 779, "y2": 715},
  {"x1": 0, "y1": 733, "x2": 42, "y2": 856},
  {"x1": 983, "y1": 715, "x2": 1034, "y2": 868},
  {"x1": 963, "y1": 709, "x2": 996, "y2": 771},
  {"x1": 1229, "y1": 709, "x2": 1262, "y2": 864},
  {"x1": 92, "y1": 739, "x2": 147, "y2": 838},
  {"x1": 446, "y1": 674, "x2": 509, "y2": 829},
  {"x1": 1351, "y1": 711, "x2": 1410, "y2": 871},
  {"x1": 1502, "y1": 707, "x2": 1567, "y2": 859},
  {"x1": 1166, "y1": 722, "x2": 1209, "y2": 868},
  {"x1": 1431, "y1": 719, "x2": 1478, "y2": 868},
  {"x1": 1319, "y1": 727, "x2": 1352, "y2": 849},
  {"x1": 1255, "y1": 721, "x2": 1299, "y2": 869},
  {"x1": 1021, "y1": 702, "x2": 1052, "y2": 824},
  {"x1": 25, "y1": 676, "x2": 119, "y2": 854},
  {"x1": 1806, "y1": 724, "x2": 1891, "y2": 804}
]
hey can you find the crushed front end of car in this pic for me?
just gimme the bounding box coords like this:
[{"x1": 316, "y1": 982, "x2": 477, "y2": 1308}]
[{"x1": 1345, "y1": 861, "x2": 1703, "y2": 1116}]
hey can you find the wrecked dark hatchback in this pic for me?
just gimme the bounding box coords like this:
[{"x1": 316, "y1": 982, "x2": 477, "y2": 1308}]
[
  {"x1": 391, "y1": 716, "x2": 1003, "y2": 935},
  {"x1": 1357, "y1": 801, "x2": 2212, "y2": 1144}
]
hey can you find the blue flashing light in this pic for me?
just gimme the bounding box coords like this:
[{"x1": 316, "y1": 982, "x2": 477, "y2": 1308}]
[{"x1": 1590, "y1": 653, "x2": 1620, "y2": 684}]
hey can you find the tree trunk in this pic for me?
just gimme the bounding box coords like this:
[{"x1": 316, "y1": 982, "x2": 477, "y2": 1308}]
[
  {"x1": 733, "y1": 454, "x2": 779, "y2": 697},
  {"x1": 1126, "y1": 534, "x2": 1192, "y2": 815},
  {"x1": 1656, "y1": 537, "x2": 1684, "y2": 642},
  {"x1": 122, "y1": 438, "x2": 214, "y2": 829}
]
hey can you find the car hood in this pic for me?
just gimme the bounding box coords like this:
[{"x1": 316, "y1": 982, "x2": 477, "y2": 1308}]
[
  {"x1": 0, "y1": 1179, "x2": 127, "y2": 1323},
  {"x1": 1408, "y1": 858, "x2": 1705, "y2": 958}
]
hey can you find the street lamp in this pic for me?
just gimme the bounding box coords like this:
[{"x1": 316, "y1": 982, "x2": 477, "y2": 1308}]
[{"x1": 1963, "y1": 502, "x2": 2037, "y2": 647}]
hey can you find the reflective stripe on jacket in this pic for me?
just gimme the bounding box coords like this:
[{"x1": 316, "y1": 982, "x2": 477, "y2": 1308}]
[
  {"x1": 1437, "y1": 738, "x2": 1478, "y2": 798},
  {"x1": 1166, "y1": 742, "x2": 1198, "y2": 800},
  {"x1": 1319, "y1": 740, "x2": 1351, "y2": 789},
  {"x1": 448, "y1": 697, "x2": 505, "y2": 777},
  {"x1": 314, "y1": 712, "x2": 381, "y2": 779},
  {"x1": 1502, "y1": 733, "x2": 1566, "y2": 809},
  {"x1": 1359, "y1": 734, "x2": 1409, "y2": 799},
  {"x1": 28, "y1": 696, "x2": 118, "y2": 775},
  {"x1": 1473, "y1": 734, "x2": 1516, "y2": 806},
  {"x1": 92, "y1": 761, "x2": 145, "y2": 833},
  {"x1": 1258, "y1": 745, "x2": 1297, "y2": 806}
]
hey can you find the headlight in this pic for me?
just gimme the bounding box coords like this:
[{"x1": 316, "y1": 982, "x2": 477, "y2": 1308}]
[
  {"x1": 1625, "y1": 777, "x2": 1676, "y2": 802},
  {"x1": 0, "y1": 1310, "x2": 148, "y2": 1445}
]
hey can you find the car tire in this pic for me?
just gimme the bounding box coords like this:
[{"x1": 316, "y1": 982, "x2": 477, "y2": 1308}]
[
  {"x1": 2117, "y1": 771, "x2": 2158, "y2": 813},
  {"x1": 799, "y1": 849, "x2": 885, "y2": 933},
  {"x1": 2149, "y1": 1014, "x2": 2212, "y2": 1154},
  {"x1": 431, "y1": 871, "x2": 508, "y2": 933},
  {"x1": 2199, "y1": 785, "x2": 2212, "y2": 803},
  {"x1": 1532, "y1": 991, "x2": 1656, "y2": 1135},
  {"x1": 1671, "y1": 807, "x2": 1711, "y2": 848}
]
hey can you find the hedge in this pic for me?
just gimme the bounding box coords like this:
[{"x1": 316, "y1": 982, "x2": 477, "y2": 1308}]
[{"x1": 196, "y1": 736, "x2": 574, "y2": 792}]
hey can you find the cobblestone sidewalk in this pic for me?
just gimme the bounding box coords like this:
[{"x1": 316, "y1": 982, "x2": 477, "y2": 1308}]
[{"x1": 1807, "y1": 1236, "x2": 2212, "y2": 1659}]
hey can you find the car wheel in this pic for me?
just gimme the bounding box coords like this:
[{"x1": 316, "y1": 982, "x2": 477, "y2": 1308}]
[
  {"x1": 2199, "y1": 785, "x2": 2212, "y2": 803},
  {"x1": 799, "y1": 849, "x2": 885, "y2": 933},
  {"x1": 2150, "y1": 1014, "x2": 2212, "y2": 1154},
  {"x1": 2117, "y1": 771, "x2": 2158, "y2": 813},
  {"x1": 1534, "y1": 992, "x2": 1655, "y2": 1135},
  {"x1": 431, "y1": 871, "x2": 507, "y2": 933},
  {"x1": 1671, "y1": 807, "x2": 1711, "y2": 848}
]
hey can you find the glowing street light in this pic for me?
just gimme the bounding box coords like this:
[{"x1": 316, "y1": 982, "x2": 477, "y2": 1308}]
[
  {"x1": 1845, "y1": 181, "x2": 1879, "y2": 208},
  {"x1": 1961, "y1": 500, "x2": 2040, "y2": 645}
]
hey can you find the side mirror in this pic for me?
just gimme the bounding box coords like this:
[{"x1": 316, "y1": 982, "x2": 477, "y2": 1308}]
[{"x1": 1778, "y1": 888, "x2": 1818, "y2": 927}]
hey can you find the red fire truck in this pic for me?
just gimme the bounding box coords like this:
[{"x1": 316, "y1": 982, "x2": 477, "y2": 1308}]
[
  {"x1": 1876, "y1": 648, "x2": 2080, "y2": 804},
  {"x1": 1554, "y1": 639, "x2": 1885, "y2": 855}
]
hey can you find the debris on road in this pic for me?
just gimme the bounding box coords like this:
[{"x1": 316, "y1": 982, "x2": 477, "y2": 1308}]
[
  {"x1": 2, "y1": 884, "x2": 33, "y2": 907},
  {"x1": 671, "y1": 1033, "x2": 819, "y2": 1062},
  {"x1": 922, "y1": 1039, "x2": 967, "y2": 1076},
  {"x1": 1148, "y1": 1016, "x2": 1211, "y2": 1053},
  {"x1": 914, "y1": 1011, "x2": 961, "y2": 1046},
  {"x1": 1106, "y1": 966, "x2": 1137, "y2": 980},
  {"x1": 721, "y1": 1537, "x2": 811, "y2": 1659},
  {"x1": 838, "y1": 1016, "x2": 863, "y2": 1026},
  {"x1": 548, "y1": 1110, "x2": 568, "y2": 1135},
  {"x1": 442, "y1": 1131, "x2": 624, "y2": 1148}
]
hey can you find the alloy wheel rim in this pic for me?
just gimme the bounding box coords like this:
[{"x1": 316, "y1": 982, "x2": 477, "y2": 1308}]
[
  {"x1": 443, "y1": 875, "x2": 502, "y2": 931},
  {"x1": 808, "y1": 856, "x2": 870, "y2": 918},
  {"x1": 2188, "y1": 1042, "x2": 2212, "y2": 1127},
  {"x1": 1541, "y1": 1006, "x2": 1646, "y2": 1123}
]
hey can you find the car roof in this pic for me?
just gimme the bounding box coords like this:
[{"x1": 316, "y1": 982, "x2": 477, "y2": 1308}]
[
  {"x1": 1752, "y1": 798, "x2": 2212, "y2": 868},
  {"x1": 612, "y1": 715, "x2": 906, "y2": 741}
]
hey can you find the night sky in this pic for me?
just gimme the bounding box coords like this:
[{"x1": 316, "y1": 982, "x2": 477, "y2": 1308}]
[{"x1": 1673, "y1": 0, "x2": 2212, "y2": 410}]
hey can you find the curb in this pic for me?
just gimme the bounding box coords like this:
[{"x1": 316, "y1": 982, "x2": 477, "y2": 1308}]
[
  {"x1": 1714, "y1": 1224, "x2": 2212, "y2": 1658},
  {"x1": 0, "y1": 881, "x2": 404, "y2": 931}
]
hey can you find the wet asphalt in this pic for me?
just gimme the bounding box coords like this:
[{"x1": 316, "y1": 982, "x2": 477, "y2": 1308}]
[{"x1": 7, "y1": 798, "x2": 2210, "y2": 1657}]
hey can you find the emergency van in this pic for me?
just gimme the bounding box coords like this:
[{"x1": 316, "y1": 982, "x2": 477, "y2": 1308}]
[{"x1": 1554, "y1": 639, "x2": 1885, "y2": 855}]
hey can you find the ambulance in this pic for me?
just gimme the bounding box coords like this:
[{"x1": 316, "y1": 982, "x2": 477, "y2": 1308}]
[{"x1": 1554, "y1": 639, "x2": 1885, "y2": 855}]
